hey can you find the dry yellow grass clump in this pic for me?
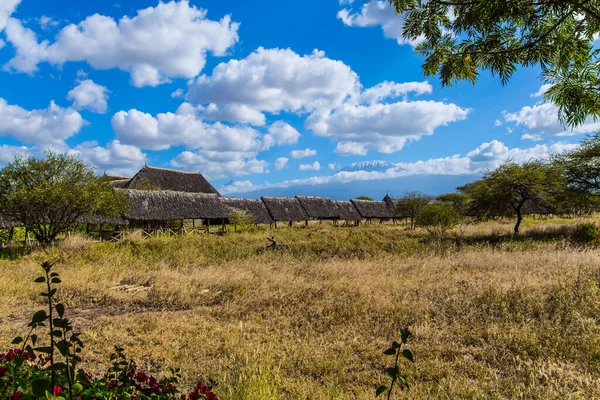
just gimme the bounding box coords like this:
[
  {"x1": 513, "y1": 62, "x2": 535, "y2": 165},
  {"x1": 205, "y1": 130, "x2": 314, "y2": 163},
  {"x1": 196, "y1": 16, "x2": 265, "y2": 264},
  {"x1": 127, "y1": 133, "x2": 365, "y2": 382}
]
[{"x1": 0, "y1": 219, "x2": 599, "y2": 399}]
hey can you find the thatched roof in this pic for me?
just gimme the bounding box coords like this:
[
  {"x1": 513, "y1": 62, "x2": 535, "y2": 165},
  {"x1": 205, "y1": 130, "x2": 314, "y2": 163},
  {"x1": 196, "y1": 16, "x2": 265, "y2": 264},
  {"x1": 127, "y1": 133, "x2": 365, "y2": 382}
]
[
  {"x1": 261, "y1": 196, "x2": 309, "y2": 222},
  {"x1": 383, "y1": 194, "x2": 408, "y2": 218},
  {"x1": 222, "y1": 198, "x2": 273, "y2": 224},
  {"x1": 109, "y1": 179, "x2": 130, "y2": 188},
  {"x1": 77, "y1": 214, "x2": 129, "y2": 226},
  {"x1": 124, "y1": 166, "x2": 220, "y2": 196},
  {"x1": 121, "y1": 189, "x2": 229, "y2": 221},
  {"x1": 296, "y1": 196, "x2": 340, "y2": 220},
  {"x1": 332, "y1": 200, "x2": 362, "y2": 221},
  {"x1": 103, "y1": 174, "x2": 130, "y2": 181},
  {"x1": 350, "y1": 199, "x2": 394, "y2": 219}
]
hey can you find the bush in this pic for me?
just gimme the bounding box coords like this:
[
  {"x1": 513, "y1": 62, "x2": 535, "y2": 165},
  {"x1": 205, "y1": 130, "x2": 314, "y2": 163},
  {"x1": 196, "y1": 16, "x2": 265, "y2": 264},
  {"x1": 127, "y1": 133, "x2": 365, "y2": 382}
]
[
  {"x1": 571, "y1": 223, "x2": 600, "y2": 246},
  {"x1": 416, "y1": 203, "x2": 462, "y2": 236},
  {"x1": 0, "y1": 262, "x2": 218, "y2": 400}
]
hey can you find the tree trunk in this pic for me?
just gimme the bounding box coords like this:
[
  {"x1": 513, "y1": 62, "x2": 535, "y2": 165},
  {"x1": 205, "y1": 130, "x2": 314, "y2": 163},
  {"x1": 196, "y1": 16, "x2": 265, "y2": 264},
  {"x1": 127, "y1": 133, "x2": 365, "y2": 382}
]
[{"x1": 514, "y1": 208, "x2": 523, "y2": 235}]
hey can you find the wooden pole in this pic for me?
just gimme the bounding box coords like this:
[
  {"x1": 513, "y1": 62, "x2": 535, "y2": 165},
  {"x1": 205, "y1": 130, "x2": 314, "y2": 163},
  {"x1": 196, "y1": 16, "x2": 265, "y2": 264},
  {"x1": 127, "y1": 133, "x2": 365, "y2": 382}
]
[{"x1": 99, "y1": 224, "x2": 104, "y2": 241}]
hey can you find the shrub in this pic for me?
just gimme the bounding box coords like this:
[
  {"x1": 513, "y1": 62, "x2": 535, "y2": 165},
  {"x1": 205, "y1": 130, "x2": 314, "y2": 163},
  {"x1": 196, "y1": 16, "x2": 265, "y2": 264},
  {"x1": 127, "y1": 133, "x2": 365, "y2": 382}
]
[
  {"x1": 229, "y1": 210, "x2": 256, "y2": 233},
  {"x1": 0, "y1": 261, "x2": 218, "y2": 400},
  {"x1": 571, "y1": 223, "x2": 600, "y2": 246},
  {"x1": 416, "y1": 203, "x2": 462, "y2": 236}
]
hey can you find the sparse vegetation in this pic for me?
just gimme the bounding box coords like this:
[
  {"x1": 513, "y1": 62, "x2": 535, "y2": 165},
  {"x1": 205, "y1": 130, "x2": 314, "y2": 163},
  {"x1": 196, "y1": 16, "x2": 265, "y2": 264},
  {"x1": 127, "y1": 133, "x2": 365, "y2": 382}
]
[{"x1": 0, "y1": 219, "x2": 599, "y2": 398}]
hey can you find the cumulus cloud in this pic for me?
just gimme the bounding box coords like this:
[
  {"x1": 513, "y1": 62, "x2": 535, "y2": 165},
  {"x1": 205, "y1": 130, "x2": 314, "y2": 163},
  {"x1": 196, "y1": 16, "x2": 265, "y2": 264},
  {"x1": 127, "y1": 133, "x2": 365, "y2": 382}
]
[
  {"x1": 531, "y1": 84, "x2": 552, "y2": 98},
  {"x1": 111, "y1": 104, "x2": 265, "y2": 152},
  {"x1": 220, "y1": 140, "x2": 578, "y2": 194},
  {"x1": 299, "y1": 161, "x2": 321, "y2": 171},
  {"x1": 290, "y1": 148, "x2": 317, "y2": 159},
  {"x1": 170, "y1": 150, "x2": 268, "y2": 179},
  {"x1": 0, "y1": 98, "x2": 86, "y2": 145},
  {"x1": 274, "y1": 157, "x2": 289, "y2": 170},
  {"x1": 3, "y1": 1, "x2": 240, "y2": 87},
  {"x1": 0, "y1": 144, "x2": 29, "y2": 166},
  {"x1": 353, "y1": 81, "x2": 432, "y2": 105},
  {"x1": 186, "y1": 47, "x2": 361, "y2": 122},
  {"x1": 67, "y1": 79, "x2": 109, "y2": 113},
  {"x1": 308, "y1": 101, "x2": 470, "y2": 153},
  {"x1": 335, "y1": 141, "x2": 368, "y2": 156},
  {"x1": 73, "y1": 140, "x2": 146, "y2": 176},
  {"x1": 328, "y1": 163, "x2": 341, "y2": 170},
  {"x1": 171, "y1": 88, "x2": 184, "y2": 99},
  {"x1": 337, "y1": 1, "x2": 420, "y2": 46},
  {"x1": 0, "y1": 0, "x2": 19, "y2": 32},
  {"x1": 503, "y1": 101, "x2": 600, "y2": 137},
  {"x1": 262, "y1": 121, "x2": 300, "y2": 148}
]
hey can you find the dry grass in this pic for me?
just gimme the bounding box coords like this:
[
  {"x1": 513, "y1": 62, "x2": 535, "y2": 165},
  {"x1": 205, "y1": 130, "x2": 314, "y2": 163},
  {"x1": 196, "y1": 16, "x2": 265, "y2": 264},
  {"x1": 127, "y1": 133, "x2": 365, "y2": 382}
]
[{"x1": 0, "y1": 219, "x2": 599, "y2": 399}]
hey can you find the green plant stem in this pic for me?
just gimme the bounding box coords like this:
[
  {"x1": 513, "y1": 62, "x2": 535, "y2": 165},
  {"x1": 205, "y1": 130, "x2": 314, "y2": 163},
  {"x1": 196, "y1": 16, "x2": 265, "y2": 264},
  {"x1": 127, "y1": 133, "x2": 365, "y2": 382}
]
[
  {"x1": 63, "y1": 326, "x2": 73, "y2": 400},
  {"x1": 387, "y1": 347, "x2": 402, "y2": 400},
  {"x1": 45, "y1": 269, "x2": 56, "y2": 388}
]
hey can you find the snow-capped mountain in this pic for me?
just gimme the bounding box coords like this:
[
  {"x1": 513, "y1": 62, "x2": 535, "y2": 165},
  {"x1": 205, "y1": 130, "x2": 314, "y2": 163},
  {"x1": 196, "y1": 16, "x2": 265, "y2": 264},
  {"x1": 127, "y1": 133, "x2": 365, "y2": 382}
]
[{"x1": 337, "y1": 160, "x2": 396, "y2": 173}]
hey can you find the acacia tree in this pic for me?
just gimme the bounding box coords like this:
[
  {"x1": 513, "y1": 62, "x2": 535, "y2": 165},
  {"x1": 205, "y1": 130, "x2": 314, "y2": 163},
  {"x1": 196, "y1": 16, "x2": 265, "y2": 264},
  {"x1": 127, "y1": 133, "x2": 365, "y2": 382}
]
[
  {"x1": 395, "y1": 191, "x2": 431, "y2": 230},
  {"x1": 436, "y1": 193, "x2": 471, "y2": 215},
  {"x1": 390, "y1": 0, "x2": 600, "y2": 127},
  {"x1": 553, "y1": 132, "x2": 600, "y2": 194},
  {"x1": 459, "y1": 161, "x2": 563, "y2": 235},
  {"x1": 0, "y1": 152, "x2": 129, "y2": 246}
]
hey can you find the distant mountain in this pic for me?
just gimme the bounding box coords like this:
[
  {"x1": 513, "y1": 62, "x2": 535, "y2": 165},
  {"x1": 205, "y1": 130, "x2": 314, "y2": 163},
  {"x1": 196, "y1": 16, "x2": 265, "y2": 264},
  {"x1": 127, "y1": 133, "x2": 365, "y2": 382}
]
[
  {"x1": 227, "y1": 174, "x2": 479, "y2": 200},
  {"x1": 338, "y1": 160, "x2": 396, "y2": 173}
]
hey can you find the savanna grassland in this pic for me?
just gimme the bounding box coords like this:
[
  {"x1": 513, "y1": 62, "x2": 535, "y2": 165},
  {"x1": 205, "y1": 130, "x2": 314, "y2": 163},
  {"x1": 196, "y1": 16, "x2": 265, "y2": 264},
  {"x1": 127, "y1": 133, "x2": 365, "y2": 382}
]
[{"x1": 0, "y1": 219, "x2": 600, "y2": 399}]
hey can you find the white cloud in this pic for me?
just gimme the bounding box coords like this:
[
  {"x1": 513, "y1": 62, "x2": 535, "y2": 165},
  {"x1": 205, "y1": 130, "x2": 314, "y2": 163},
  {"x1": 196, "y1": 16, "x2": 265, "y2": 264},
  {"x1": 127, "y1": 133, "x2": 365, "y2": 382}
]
[
  {"x1": 503, "y1": 102, "x2": 600, "y2": 137},
  {"x1": 0, "y1": 98, "x2": 86, "y2": 144},
  {"x1": 3, "y1": 1, "x2": 240, "y2": 87},
  {"x1": 494, "y1": 119, "x2": 502, "y2": 127},
  {"x1": 73, "y1": 140, "x2": 146, "y2": 176},
  {"x1": 328, "y1": 163, "x2": 341, "y2": 170},
  {"x1": 521, "y1": 133, "x2": 543, "y2": 141},
  {"x1": 0, "y1": 0, "x2": 19, "y2": 32},
  {"x1": 111, "y1": 105, "x2": 264, "y2": 152},
  {"x1": 0, "y1": 38, "x2": 4, "y2": 49},
  {"x1": 290, "y1": 148, "x2": 317, "y2": 159},
  {"x1": 0, "y1": 144, "x2": 29, "y2": 166},
  {"x1": 263, "y1": 121, "x2": 300, "y2": 148},
  {"x1": 307, "y1": 101, "x2": 470, "y2": 153},
  {"x1": 220, "y1": 140, "x2": 578, "y2": 194},
  {"x1": 337, "y1": 1, "x2": 420, "y2": 46},
  {"x1": 67, "y1": 79, "x2": 109, "y2": 113},
  {"x1": 353, "y1": 81, "x2": 432, "y2": 105},
  {"x1": 274, "y1": 157, "x2": 289, "y2": 170},
  {"x1": 531, "y1": 84, "x2": 552, "y2": 98},
  {"x1": 186, "y1": 47, "x2": 361, "y2": 123},
  {"x1": 38, "y1": 15, "x2": 59, "y2": 30},
  {"x1": 170, "y1": 150, "x2": 268, "y2": 179},
  {"x1": 171, "y1": 88, "x2": 184, "y2": 99},
  {"x1": 335, "y1": 141, "x2": 368, "y2": 156},
  {"x1": 299, "y1": 161, "x2": 321, "y2": 171}
]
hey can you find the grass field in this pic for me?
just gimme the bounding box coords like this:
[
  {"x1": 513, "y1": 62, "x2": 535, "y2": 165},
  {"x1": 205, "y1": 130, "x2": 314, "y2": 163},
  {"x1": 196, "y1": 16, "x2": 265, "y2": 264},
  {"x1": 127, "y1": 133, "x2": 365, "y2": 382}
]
[{"x1": 0, "y1": 218, "x2": 599, "y2": 399}]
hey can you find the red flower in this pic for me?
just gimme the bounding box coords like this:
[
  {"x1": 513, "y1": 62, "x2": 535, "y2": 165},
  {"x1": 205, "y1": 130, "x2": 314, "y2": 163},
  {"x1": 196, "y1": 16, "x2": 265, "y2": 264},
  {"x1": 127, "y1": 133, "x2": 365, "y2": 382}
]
[
  {"x1": 0, "y1": 366, "x2": 7, "y2": 377},
  {"x1": 53, "y1": 386, "x2": 63, "y2": 396},
  {"x1": 10, "y1": 392, "x2": 22, "y2": 400},
  {"x1": 135, "y1": 371, "x2": 148, "y2": 383}
]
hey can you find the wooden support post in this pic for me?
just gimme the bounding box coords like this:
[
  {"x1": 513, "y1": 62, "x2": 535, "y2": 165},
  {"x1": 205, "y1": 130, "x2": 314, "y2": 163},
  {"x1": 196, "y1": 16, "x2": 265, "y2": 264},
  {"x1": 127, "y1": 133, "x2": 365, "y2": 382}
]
[
  {"x1": 85, "y1": 223, "x2": 90, "y2": 235},
  {"x1": 207, "y1": 219, "x2": 210, "y2": 235},
  {"x1": 8, "y1": 227, "x2": 14, "y2": 243},
  {"x1": 305, "y1": 220, "x2": 308, "y2": 227}
]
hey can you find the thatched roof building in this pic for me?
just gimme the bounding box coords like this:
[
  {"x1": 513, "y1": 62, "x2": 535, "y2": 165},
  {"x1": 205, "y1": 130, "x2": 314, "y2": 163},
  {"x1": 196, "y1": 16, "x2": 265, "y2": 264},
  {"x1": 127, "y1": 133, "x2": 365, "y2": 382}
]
[
  {"x1": 222, "y1": 198, "x2": 273, "y2": 224},
  {"x1": 332, "y1": 201, "x2": 362, "y2": 221},
  {"x1": 102, "y1": 174, "x2": 130, "y2": 181},
  {"x1": 121, "y1": 189, "x2": 228, "y2": 221},
  {"x1": 124, "y1": 166, "x2": 220, "y2": 196},
  {"x1": 350, "y1": 199, "x2": 394, "y2": 219},
  {"x1": 261, "y1": 196, "x2": 309, "y2": 222},
  {"x1": 77, "y1": 214, "x2": 129, "y2": 226},
  {"x1": 296, "y1": 196, "x2": 340, "y2": 220},
  {"x1": 383, "y1": 194, "x2": 408, "y2": 218},
  {"x1": 109, "y1": 179, "x2": 130, "y2": 188}
]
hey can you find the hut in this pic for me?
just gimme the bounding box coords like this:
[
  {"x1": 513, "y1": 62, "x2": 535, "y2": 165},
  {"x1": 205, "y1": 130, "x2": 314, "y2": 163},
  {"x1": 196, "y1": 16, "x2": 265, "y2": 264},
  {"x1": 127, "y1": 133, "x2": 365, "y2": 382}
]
[
  {"x1": 296, "y1": 196, "x2": 340, "y2": 222},
  {"x1": 261, "y1": 196, "x2": 309, "y2": 228},
  {"x1": 350, "y1": 199, "x2": 394, "y2": 223},
  {"x1": 122, "y1": 189, "x2": 229, "y2": 232},
  {"x1": 331, "y1": 200, "x2": 362, "y2": 225},
  {"x1": 77, "y1": 214, "x2": 129, "y2": 241},
  {"x1": 124, "y1": 166, "x2": 220, "y2": 196},
  {"x1": 383, "y1": 194, "x2": 408, "y2": 223},
  {"x1": 222, "y1": 197, "x2": 274, "y2": 226}
]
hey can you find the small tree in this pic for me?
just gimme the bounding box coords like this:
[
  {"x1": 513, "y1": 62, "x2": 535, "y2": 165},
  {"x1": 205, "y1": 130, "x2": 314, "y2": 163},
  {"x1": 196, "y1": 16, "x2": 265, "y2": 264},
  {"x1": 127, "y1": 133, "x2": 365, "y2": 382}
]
[
  {"x1": 416, "y1": 203, "x2": 462, "y2": 237},
  {"x1": 459, "y1": 161, "x2": 563, "y2": 235},
  {"x1": 0, "y1": 152, "x2": 129, "y2": 246},
  {"x1": 395, "y1": 191, "x2": 431, "y2": 230},
  {"x1": 436, "y1": 193, "x2": 471, "y2": 215},
  {"x1": 229, "y1": 209, "x2": 255, "y2": 232},
  {"x1": 554, "y1": 133, "x2": 600, "y2": 195}
]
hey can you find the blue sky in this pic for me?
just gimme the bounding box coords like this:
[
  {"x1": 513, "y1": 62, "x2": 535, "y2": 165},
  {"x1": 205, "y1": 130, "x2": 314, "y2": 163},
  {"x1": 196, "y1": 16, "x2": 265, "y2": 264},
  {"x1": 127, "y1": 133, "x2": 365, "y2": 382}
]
[{"x1": 0, "y1": 0, "x2": 593, "y2": 196}]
